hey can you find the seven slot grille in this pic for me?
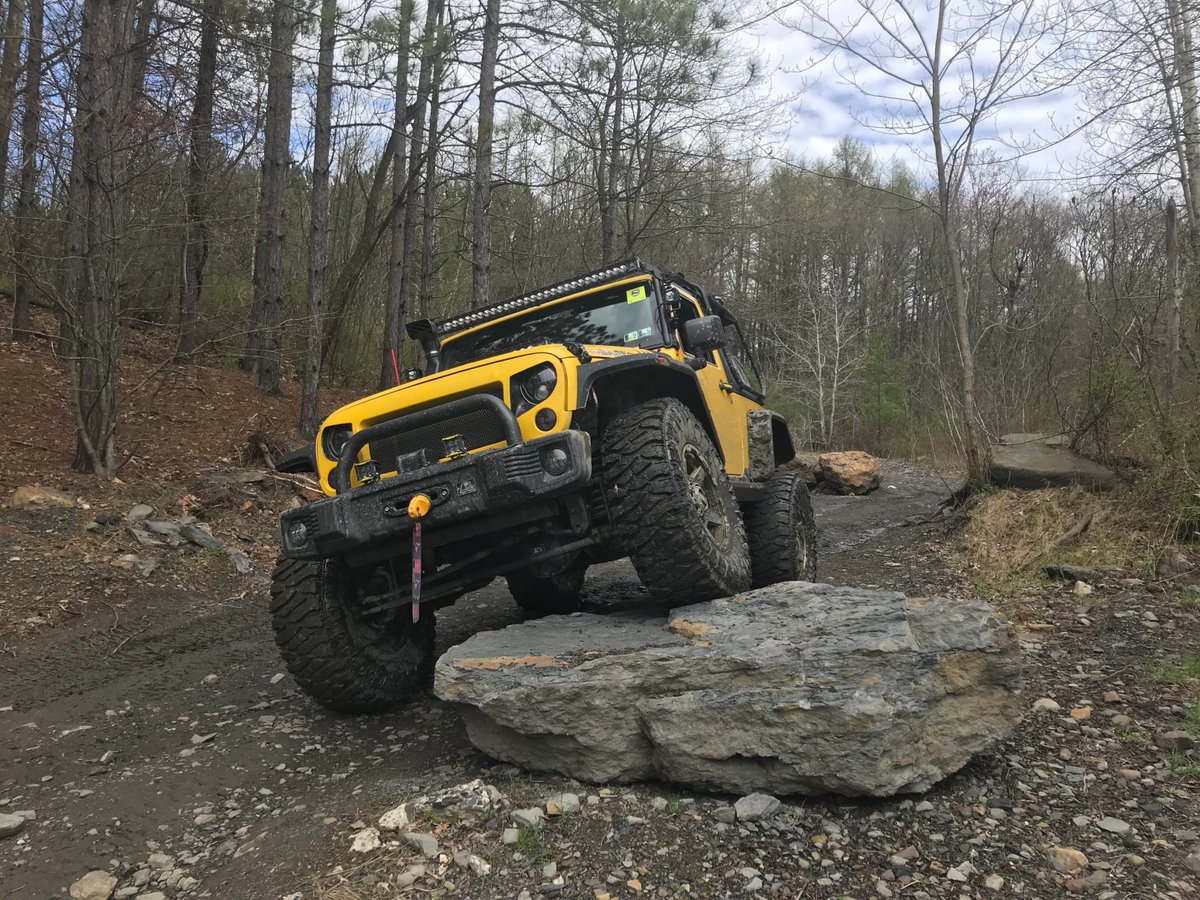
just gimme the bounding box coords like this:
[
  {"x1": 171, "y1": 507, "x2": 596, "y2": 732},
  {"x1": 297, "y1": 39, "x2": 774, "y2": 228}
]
[{"x1": 367, "y1": 399, "x2": 509, "y2": 471}]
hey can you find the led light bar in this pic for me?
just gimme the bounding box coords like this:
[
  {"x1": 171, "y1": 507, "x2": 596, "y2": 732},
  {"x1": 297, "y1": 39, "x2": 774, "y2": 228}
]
[{"x1": 435, "y1": 258, "x2": 652, "y2": 336}]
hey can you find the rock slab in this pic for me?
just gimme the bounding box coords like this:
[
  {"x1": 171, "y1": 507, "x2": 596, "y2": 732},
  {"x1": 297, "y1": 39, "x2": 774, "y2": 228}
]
[
  {"x1": 989, "y1": 435, "x2": 1115, "y2": 491},
  {"x1": 435, "y1": 582, "x2": 1021, "y2": 797}
]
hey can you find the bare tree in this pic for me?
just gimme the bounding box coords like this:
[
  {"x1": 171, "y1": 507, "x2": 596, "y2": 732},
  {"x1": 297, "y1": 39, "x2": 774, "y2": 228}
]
[
  {"x1": 0, "y1": 0, "x2": 25, "y2": 204},
  {"x1": 380, "y1": 0, "x2": 414, "y2": 387},
  {"x1": 178, "y1": 0, "x2": 219, "y2": 358},
  {"x1": 61, "y1": 0, "x2": 138, "y2": 475},
  {"x1": 470, "y1": 0, "x2": 500, "y2": 307},
  {"x1": 246, "y1": 0, "x2": 299, "y2": 394},
  {"x1": 11, "y1": 0, "x2": 41, "y2": 340},
  {"x1": 785, "y1": 0, "x2": 1077, "y2": 486},
  {"x1": 300, "y1": 0, "x2": 336, "y2": 436}
]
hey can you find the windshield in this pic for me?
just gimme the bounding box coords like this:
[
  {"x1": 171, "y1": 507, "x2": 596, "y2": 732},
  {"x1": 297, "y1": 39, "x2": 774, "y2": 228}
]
[{"x1": 438, "y1": 280, "x2": 662, "y2": 369}]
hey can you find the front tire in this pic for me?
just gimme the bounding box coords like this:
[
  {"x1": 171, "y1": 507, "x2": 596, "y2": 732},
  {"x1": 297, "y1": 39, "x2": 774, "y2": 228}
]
[
  {"x1": 601, "y1": 398, "x2": 751, "y2": 603},
  {"x1": 269, "y1": 557, "x2": 435, "y2": 713},
  {"x1": 743, "y1": 470, "x2": 817, "y2": 587},
  {"x1": 506, "y1": 560, "x2": 587, "y2": 615}
]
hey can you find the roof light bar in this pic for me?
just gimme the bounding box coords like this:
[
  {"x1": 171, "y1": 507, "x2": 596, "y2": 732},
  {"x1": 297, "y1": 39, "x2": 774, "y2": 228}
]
[{"x1": 435, "y1": 258, "x2": 650, "y2": 336}]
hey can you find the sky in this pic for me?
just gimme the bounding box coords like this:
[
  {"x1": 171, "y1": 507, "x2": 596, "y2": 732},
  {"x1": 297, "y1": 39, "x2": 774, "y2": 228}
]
[{"x1": 743, "y1": 0, "x2": 1097, "y2": 182}]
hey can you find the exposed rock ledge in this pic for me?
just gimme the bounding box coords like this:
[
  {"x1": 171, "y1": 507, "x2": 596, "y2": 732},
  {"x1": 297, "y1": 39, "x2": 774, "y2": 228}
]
[{"x1": 435, "y1": 582, "x2": 1021, "y2": 797}]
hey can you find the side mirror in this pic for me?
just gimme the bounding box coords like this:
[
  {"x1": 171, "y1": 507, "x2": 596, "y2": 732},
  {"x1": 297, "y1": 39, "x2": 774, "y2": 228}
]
[{"x1": 684, "y1": 315, "x2": 727, "y2": 354}]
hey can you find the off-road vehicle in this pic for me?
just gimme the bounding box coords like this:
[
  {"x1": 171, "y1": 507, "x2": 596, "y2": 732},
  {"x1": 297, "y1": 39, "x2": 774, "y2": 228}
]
[{"x1": 272, "y1": 259, "x2": 816, "y2": 712}]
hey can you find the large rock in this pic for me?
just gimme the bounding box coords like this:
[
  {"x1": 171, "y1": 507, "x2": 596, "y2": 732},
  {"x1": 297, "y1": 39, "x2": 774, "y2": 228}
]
[
  {"x1": 9, "y1": 485, "x2": 78, "y2": 509},
  {"x1": 780, "y1": 454, "x2": 820, "y2": 487},
  {"x1": 817, "y1": 451, "x2": 881, "y2": 494},
  {"x1": 989, "y1": 437, "x2": 1115, "y2": 491},
  {"x1": 435, "y1": 583, "x2": 1020, "y2": 797}
]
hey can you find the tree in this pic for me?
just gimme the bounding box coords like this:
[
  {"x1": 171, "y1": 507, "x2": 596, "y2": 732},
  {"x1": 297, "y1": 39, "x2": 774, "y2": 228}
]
[
  {"x1": 785, "y1": 0, "x2": 1077, "y2": 487},
  {"x1": 11, "y1": 0, "x2": 42, "y2": 340},
  {"x1": 300, "y1": 0, "x2": 336, "y2": 436},
  {"x1": 178, "y1": 0, "x2": 219, "y2": 358},
  {"x1": 246, "y1": 0, "x2": 300, "y2": 394},
  {"x1": 61, "y1": 0, "x2": 139, "y2": 475},
  {"x1": 0, "y1": 0, "x2": 25, "y2": 204},
  {"x1": 470, "y1": 0, "x2": 500, "y2": 308},
  {"x1": 380, "y1": 0, "x2": 414, "y2": 387}
]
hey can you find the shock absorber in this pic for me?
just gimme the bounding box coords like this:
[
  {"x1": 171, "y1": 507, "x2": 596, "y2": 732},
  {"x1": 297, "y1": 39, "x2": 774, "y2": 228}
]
[{"x1": 407, "y1": 494, "x2": 431, "y2": 623}]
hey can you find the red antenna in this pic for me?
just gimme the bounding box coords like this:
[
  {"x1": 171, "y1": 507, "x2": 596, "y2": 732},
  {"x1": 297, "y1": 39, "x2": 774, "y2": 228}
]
[{"x1": 390, "y1": 348, "x2": 401, "y2": 386}]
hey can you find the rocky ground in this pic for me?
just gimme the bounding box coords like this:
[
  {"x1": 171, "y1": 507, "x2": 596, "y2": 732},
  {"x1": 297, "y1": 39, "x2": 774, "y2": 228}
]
[{"x1": 1, "y1": 325, "x2": 1199, "y2": 899}]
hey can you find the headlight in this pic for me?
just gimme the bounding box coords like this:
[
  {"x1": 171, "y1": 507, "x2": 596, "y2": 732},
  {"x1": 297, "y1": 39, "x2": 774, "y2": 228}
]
[
  {"x1": 321, "y1": 424, "x2": 352, "y2": 460},
  {"x1": 510, "y1": 364, "x2": 558, "y2": 416}
]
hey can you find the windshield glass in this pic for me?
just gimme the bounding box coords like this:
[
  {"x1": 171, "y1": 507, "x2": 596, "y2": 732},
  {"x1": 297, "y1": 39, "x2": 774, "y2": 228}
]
[{"x1": 439, "y1": 280, "x2": 661, "y2": 369}]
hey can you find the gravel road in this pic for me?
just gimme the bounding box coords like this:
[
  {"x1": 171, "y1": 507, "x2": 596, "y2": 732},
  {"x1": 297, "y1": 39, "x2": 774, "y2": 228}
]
[{"x1": 0, "y1": 463, "x2": 955, "y2": 899}]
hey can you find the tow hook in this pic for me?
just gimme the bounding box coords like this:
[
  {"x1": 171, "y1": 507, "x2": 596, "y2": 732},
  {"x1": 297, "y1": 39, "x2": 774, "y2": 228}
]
[{"x1": 407, "y1": 494, "x2": 431, "y2": 623}]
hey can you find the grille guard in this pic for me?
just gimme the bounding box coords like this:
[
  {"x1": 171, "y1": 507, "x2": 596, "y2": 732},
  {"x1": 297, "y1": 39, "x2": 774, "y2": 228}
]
[{"x1": 332, "y1": 393, "x2": 521, "y2": 494}]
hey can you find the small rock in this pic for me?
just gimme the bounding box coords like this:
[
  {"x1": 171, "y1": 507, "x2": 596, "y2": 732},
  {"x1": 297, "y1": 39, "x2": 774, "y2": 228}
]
[
  {"x1": 1033, "y1": 698, "x2": 1061, "y2": 713},
  {"x1": 269, "y1": 673, "x2": 285, "y2": 685},
  {"x1": 193, "y1": 814, "x2": 217, "y2": 827},
  {"x1": 512, "y1": 807, "x2": 545, "y2": 828},
  {"x1": 201, "y1": 674, "x2": 218, "y2": 685},
  {"x1": 734, "y1": 793, "x2": 781, "y2": 821},
  {"x1": 545, "y1": 792, "x2": 580, "y2": 815},
  {"x1": 125, "y1": 503, "x2": 153, "y2": 520},
  {"x1": 1096, "y1": 816, "x2": 1131, "y2": 836},
  {"x1": 1154, "y1": 730, "x2": 1195, "y2": 751},
  {"x1": 501, "y1": 827, "x2": 518, "y2": 844},
  {"x1": 984, "y1": 874, "x2": 1004, "y2": 891},
  {"x1": 915, "y1": 800, "x2": 934, "y2": 812},
  {"x1": 453, "y1": 850, "x2": 491, "y2": 876},
  {"x1": 395, "y1": 865, "x2": 425, "y2": 888},
  {"x1": 1103, "y1": 691, "x2": 1121, "y2": 703},
  {"x1": 1126, "y1": 854, "x2": 1145, "y2": 866},
  {"x1": 1070, "y1": 707, "x2": 1092, "y2": 720},
  {"x1": 650, "y1": 797, "x2": 668, "y2": 812},
  {"x1": 403, "y1": 832, "x2": 439, "y2": 857},
  {"x1": 713, "y1": 806, "x2": 737, "y2": 824},
  {"x1": 946, "y1": 865, "x2": 968, "y2": 882},
  {"x1": 1186, "y1": 849, "x2": 1200, "y2": 875},
  {"x1": 351, "y1": 827, "x2": 380, "y2": 853},
  {"x1": 378, "y1": 803, "x2": 411, "y2": 831},
  {"x1": 1047, "y1": 847, "x2": 1089, "y2": 874},
  {"x1": 0, "y1": 813, "x2": 24, "y2": 838},
  {"x1": 1074, "y1": 581, "x2": 1094, "y2": 596},
  {"x1": 745, "y1": 876, "x2": 763, "y2": 891},
  {"x1": 69, "y1": 871, "x2": 118, "y2": 900}
]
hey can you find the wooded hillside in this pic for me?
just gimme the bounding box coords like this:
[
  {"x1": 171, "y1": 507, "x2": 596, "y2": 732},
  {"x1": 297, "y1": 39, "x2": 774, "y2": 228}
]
[{"x1": 2, "y1": 0, "x2": 1197, "y2": 487}]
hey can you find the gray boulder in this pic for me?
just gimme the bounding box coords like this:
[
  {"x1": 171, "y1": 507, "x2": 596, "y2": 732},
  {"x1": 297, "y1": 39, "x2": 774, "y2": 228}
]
[
  {"x1": 435, "y1": 582, "x2": 1021, "y2": 797},
  {"x1": 989, "y1": 435, "x2": 1115, "y2": 491}
]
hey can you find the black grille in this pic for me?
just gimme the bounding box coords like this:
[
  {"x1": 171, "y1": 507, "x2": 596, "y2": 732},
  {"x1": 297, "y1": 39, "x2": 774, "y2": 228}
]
[{"x1": 368, "y1": 401, "x2": 509, "y2": 471}]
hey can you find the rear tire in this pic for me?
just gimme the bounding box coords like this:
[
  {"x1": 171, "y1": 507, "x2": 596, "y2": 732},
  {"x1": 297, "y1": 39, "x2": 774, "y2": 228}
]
[
  {"x1": 601, "y1": 398, "x2": 751, "y2": 603},
  {"x1": 743, "y1": 470, "x2": 817, "y2": 587},
  {"x1": 506, "y1": 560, "x2": 587, "y2": 615},
  {"x1": 269, "y1": 557, "x2": 435, "y2": 713}
]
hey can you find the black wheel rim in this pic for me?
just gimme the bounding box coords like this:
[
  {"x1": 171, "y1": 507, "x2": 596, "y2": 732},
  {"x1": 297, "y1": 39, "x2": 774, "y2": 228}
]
[
  {"x1": 338, "y1": 565, "x2": 419, "y2": 663},
  {"x1": 682, "y1": 442, "x2": 731, "y2": 549}
]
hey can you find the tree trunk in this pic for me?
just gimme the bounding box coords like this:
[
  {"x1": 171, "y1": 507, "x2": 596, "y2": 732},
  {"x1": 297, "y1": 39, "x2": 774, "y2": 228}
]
[
  {"x1": 419, "y1": 12, "x2": 444, "y2": 319},
  {"x1": 178, "y1": 0, "x2": 218, "y2": 358},
  {"x1": 470, "y1": 0, "x2": 500, "y2": 308},
  {"x1": 1167, "y1": 197, "x2": 1182, "y2": 407},
  {"x1": 299, "y1": 0, "x2": 336, "y2": 437},
  {"x1": 1167, "y1": 0, "x2": 1200, "y2": 251},
  {"x1": 63, "y1": 0, "x2": 137, "y2": 476},
  {"x1": 246, "y1": 0, "x2": 298, "y2": 393},
  {"x1": 0, "y1": 0, "x2": 25, "y2": 207},
  {"x1": 379, "y1": 0, "x2": 414, "y2": 388},
  {"x1": 381, "y1": 0, "x2": 440, "y2": 388},
  {"x1": 601, "y1": 13, "x2": 625, "y2": 264},
  {"x1": 11, "y1": 0, "x2": 41, "y2": 340}
]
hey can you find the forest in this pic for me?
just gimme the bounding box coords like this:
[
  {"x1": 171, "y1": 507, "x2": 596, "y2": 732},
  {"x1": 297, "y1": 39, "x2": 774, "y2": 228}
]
[{"x1": 1, "y1": 0, "x2": 1197, "y2": 489}]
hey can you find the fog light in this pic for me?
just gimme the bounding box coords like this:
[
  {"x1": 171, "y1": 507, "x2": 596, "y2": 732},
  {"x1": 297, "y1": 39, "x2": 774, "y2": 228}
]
[
  {"x1": 287, "y1": 521, "x2": 308, "y2": 546},
  {"x1": 535, "y1": 408, "x2": 557, "y2": 431},
  {"x1": 541, "y1": 447, "x2": 569, "y2": 475}
]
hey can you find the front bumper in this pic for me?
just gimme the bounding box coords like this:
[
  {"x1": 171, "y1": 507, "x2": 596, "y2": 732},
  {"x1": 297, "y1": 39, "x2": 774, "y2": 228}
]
[{"x1": 279, "y1": 430, "x2": 592, "y2": 561}]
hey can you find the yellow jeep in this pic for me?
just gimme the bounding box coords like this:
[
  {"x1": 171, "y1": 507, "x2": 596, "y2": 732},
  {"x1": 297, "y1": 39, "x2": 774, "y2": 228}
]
[{"x1": 272, "y1": 259, "x2": 816, "y2": 712}]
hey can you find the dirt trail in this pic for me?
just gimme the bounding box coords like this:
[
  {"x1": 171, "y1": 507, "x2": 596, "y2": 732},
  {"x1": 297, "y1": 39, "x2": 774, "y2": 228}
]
[{"x1": 0, "y1": 462, "x2": 953, "y2": 899}]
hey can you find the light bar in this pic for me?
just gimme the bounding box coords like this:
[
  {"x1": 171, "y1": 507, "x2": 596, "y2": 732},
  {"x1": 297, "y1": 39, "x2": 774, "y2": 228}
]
[{"x1": 435, "y1": 258, "x2": 650, "y2": 336}]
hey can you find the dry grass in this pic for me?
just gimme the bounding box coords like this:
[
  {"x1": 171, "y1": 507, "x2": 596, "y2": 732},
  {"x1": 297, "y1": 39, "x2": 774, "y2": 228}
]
[{"x1": 958, "y1": 485, "x2": 1166, "y2": 598}]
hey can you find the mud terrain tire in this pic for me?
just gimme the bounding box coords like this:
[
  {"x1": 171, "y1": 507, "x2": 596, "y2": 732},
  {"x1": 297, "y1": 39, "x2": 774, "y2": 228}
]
[
  {"x1": 270, "y1": 558, "x2": 435, "y2": 713},
  {"x1": 743, "y1": 470, "x2": 817, "y2": 587},
  {"x1": 601, "y1": 398, "x2": 751, "y2": 602},
  {"x1": 506, "y1": 560, "x2": 588, "y2": 614}
]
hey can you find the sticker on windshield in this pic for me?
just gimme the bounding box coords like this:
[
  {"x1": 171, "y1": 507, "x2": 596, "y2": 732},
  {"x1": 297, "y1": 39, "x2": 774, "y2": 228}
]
[
  {"x1": 626, "y1": 286, "x2": 647, "y2": 304},
  {"x1": 623, "y1": 326, "x2": 653, "y2": 343}
]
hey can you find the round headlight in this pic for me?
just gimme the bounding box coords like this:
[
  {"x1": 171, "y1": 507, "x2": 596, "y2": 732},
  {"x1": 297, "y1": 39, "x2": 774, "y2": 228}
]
[
  {"x1": 321, "y1": 424, "x2": 352, "y2": 460},
  {"x1": 520, "y1": 365, "x2": 557, "y2": 405}
]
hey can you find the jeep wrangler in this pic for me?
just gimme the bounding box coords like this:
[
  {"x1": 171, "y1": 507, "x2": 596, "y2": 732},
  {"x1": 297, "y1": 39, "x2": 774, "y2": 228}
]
[{"x1": 272, "y1": 259, "x2": 816, "y2": 712}]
